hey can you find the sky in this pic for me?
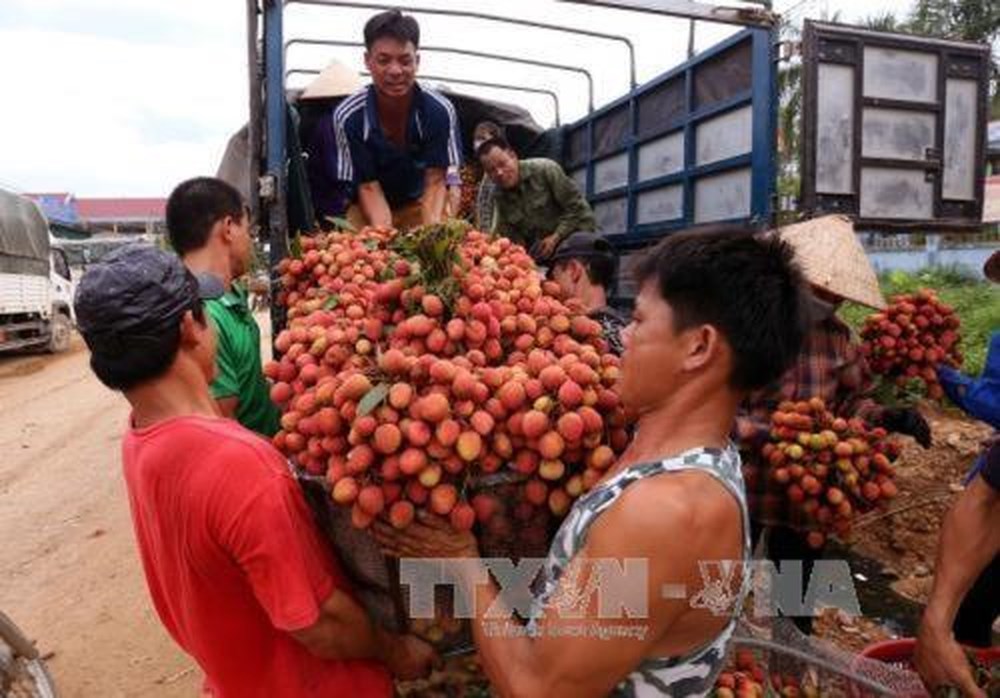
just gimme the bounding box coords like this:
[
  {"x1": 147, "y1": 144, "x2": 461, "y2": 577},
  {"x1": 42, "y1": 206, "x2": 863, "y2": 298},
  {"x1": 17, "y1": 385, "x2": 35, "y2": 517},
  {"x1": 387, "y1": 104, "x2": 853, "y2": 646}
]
[{"x1": 0, "y1": 0, "x2": 917, "y2": 197}]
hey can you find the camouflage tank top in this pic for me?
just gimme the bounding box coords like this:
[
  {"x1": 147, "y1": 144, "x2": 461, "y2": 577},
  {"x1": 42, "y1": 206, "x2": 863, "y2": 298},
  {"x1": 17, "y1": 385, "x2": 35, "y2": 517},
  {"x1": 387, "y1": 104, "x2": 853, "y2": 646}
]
[{"x1": 529, "y1": 444, "x2": 751, "y2": 697}]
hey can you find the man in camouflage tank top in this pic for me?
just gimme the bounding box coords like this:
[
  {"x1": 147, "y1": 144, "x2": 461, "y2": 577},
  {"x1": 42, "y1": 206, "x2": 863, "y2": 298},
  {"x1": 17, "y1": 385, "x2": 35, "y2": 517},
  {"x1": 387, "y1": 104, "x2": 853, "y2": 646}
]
[{"x1": 376, "y1": 227, "x2": 808, "y2": 697}]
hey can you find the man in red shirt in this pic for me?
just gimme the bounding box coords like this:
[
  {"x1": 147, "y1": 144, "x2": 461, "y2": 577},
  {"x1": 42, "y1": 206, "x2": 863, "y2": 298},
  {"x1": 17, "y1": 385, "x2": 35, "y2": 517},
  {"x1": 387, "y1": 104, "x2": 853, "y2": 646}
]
[{"x1": 73, "y1": 244, "x2": 432, "y2": 697}]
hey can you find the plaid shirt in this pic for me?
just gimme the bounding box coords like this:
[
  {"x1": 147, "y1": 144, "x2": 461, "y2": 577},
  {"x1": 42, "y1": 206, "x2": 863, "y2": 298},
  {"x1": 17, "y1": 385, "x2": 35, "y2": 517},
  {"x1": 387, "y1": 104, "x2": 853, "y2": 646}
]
[{"x1": 735, "y1": 315, "x2": 884, "y2": 528}]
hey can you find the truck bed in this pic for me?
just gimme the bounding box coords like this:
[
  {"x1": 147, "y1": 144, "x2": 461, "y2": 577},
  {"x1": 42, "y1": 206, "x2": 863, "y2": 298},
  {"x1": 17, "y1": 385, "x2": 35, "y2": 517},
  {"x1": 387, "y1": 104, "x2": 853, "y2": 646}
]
[{"x1": 0, "y1": 273, "x2": 49, "y2": 316}]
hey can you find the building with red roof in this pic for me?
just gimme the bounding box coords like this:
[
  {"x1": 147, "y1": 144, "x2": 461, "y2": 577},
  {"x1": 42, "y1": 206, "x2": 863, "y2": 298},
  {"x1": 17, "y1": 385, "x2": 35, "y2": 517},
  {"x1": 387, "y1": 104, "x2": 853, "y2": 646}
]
[{"x1": 25, "y1": 193, "x2": 165, "y2": 235}]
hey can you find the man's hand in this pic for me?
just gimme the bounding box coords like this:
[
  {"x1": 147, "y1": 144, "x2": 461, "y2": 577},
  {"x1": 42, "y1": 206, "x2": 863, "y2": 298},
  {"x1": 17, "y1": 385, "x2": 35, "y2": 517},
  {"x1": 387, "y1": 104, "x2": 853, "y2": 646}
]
[
  {"x1": 914, "y1": 616, "x2": 985, "y2": 698},
  {"x1": 882, "y1": 407, "x2": 932, "y2": 448},
  {"x1": 537, "y1": 233, "x2": 560, "y2": 258},
  {"x1": 372, "y1": 512, "x2": 478, "y2": 559},
  {"x1": 381, "y1": 633, "x2": 438, "y2": 681}
]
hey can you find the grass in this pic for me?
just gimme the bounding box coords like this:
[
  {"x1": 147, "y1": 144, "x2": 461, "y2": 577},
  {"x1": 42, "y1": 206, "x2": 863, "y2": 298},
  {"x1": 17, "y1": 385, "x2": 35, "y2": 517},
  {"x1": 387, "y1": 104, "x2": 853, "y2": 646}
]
[{"x1": 839, "y1": 266, "x2": 1000, "y2": 377}]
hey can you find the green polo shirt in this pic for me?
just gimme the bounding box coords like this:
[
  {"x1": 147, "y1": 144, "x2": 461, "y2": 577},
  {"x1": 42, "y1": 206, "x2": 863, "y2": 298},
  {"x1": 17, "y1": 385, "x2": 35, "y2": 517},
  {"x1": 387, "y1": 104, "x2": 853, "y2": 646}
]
[
  {"x1": 491, "y1": 158, "x2": 597, "y2": 248},
  {"x1": 205, "y1": 284, "x2": 281, "y2": 437}
]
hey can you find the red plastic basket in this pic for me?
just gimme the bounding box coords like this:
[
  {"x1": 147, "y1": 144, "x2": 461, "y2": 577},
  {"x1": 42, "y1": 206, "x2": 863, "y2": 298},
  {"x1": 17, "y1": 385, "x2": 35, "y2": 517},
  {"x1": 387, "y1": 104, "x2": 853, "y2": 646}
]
[
  {"x1": 850, "y1": 638, "x2": 1000, "y2": 697},
  {"x1": 859, "y1": 639, "x2": 923, "y2": 671},
  {"x1": 859, "y1": 638, "x2": 1000, "y2": 670}
]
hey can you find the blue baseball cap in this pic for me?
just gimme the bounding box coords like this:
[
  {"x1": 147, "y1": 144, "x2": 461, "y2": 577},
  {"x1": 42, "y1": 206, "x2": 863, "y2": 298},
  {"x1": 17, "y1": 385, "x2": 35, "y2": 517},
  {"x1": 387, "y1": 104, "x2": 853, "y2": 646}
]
[
  {"x1": 547, "y1": 231, "x2": 615, "y2": 265},
  {"x1": 74, "y1": 244, "x2": 221, "y2": 355}
]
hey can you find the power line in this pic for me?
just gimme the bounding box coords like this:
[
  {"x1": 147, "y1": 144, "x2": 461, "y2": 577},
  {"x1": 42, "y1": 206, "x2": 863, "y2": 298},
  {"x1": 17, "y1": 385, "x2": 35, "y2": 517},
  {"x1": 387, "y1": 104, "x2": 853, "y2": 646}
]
[{"x1": 777, "y1": 0, "x2": 816, "y2": 15}]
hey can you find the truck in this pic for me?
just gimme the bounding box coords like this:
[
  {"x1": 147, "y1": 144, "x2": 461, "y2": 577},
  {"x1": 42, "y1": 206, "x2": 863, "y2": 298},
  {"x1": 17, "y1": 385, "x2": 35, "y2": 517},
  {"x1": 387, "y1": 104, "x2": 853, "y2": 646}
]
[
  {"x1": 239, "y1": 0, "x2": 992, "y2": 330},
  {"x1": 59, "y1": 233, "x2": 159, "y2": 283},
  {"x1": 0, "y1": 188, "x2": 75, "y2": 353}
]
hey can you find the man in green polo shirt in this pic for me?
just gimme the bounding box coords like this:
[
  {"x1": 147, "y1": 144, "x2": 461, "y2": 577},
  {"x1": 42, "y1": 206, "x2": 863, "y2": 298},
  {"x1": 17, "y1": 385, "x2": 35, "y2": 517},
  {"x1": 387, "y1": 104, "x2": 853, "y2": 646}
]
[
  {"x1": 166, "y1": 177, "x2": 281, "y2": 437},
  {"x1": 477, "y1": 135, "x2": 596, "y2": 258}
]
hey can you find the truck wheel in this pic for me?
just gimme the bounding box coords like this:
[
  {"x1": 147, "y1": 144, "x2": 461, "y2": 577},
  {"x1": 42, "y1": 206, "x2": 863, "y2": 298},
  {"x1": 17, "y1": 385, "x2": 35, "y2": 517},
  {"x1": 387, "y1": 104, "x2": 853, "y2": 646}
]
[{"x1": 47, "y1": 313, "x2": 72, "y2": 353}]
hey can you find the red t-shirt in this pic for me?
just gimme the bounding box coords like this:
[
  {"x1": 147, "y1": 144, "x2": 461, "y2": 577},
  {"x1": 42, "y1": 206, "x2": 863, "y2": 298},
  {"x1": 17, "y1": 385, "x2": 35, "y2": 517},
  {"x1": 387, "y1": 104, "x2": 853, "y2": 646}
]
[{"x1": 121, "y1": 415, "x2": 393, "y2": 698}]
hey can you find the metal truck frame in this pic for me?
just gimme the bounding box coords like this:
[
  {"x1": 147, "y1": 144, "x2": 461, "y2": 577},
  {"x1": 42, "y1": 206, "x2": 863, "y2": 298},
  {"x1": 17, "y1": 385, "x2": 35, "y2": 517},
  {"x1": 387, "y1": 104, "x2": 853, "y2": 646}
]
[{"x1": 247, "y1": 0, "x2": 990, "y2": 328}]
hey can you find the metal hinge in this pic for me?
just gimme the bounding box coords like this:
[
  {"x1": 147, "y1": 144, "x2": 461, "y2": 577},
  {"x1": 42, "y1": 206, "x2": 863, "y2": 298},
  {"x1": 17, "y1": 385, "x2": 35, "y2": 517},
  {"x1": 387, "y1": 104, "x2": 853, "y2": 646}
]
[{"x1": 258, "y1": 175, "x2": 276, "y2": 201}]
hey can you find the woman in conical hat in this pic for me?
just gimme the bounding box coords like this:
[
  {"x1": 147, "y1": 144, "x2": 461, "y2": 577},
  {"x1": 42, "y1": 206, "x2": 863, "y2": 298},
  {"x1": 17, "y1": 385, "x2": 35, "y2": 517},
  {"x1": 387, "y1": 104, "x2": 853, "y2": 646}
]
[
  {"x1": 773, "y1": 214, "x2": 886, "y2": 310},
  {"x1": 735, "y1": 215, "x2": 931, "y2": 634}
]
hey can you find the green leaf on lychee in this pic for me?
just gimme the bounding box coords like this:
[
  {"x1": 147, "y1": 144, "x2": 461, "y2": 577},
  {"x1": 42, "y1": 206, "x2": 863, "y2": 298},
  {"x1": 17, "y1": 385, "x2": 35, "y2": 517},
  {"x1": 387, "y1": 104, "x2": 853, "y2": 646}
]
[{"x1": 357, "y1": 383, "x2": 389, "y2": 417}]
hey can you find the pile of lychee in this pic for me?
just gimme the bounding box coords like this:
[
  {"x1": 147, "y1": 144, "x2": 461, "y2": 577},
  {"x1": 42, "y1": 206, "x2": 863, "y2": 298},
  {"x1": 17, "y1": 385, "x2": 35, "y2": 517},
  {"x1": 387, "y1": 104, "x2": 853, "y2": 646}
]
[{"x1": 265, "y1": 225, "x2": 629, "y2": 532}]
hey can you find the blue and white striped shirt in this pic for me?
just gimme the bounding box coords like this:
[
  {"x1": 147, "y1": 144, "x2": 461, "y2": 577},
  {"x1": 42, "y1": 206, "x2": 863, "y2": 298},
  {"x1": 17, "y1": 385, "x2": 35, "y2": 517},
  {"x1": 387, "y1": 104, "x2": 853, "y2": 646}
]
[{"x1": 331, "y1": 83, "x2": 462, "y2": 207}]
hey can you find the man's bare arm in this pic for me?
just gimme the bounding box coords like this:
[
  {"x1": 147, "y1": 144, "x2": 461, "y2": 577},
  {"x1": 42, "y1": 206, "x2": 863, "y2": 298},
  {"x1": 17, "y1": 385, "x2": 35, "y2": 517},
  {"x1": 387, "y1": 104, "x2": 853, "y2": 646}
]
[
  {"x1": 446, "y1": 184, "x2": 462, "y2": 218},
  {"x1": 216, "y1": 396, "x2": 239, "y2": 419},
  {"x1": 291, "y1": 588, "x2": 381, "y2": 660},
  {"x1": 292, "y1": 589, "x2": 435, "y2": 679},
  {"x1": 421, "y1": 168, "x2": 447, "y2": 225},
  {"x1": 922, "y1": 477, "x2": 1000, "y2": 627},
  {"x1": 915, "y1": 475, "x2": 1000, "y2": 696},
  {"x1": 358, "y1": 181, "x2": 393, "y2": 228}
]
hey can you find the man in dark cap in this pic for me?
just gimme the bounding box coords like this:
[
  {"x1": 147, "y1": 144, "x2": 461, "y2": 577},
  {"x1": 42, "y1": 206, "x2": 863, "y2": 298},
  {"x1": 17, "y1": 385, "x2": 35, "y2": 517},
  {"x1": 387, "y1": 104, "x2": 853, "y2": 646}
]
[
  {"x1": 547, "y1": 230, "x2": 627, "y2": 355},
  {"x1": 74, "y1": 245, "x2": 432, "y2": 697}
]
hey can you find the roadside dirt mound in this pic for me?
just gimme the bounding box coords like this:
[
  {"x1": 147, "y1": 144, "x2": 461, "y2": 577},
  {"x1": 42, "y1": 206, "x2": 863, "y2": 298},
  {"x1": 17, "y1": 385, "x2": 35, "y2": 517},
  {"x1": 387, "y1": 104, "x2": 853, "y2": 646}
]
[{"x1": 847, "y1": 405, "x2": 992, "y2": 604}]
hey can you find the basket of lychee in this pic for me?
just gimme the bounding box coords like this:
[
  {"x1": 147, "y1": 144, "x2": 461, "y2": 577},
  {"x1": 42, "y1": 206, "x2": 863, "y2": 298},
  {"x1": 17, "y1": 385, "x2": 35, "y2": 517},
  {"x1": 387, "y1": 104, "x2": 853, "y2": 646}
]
[
  {"x1": 762, "y1": 398, "x2": 902, "y2": 548},
  {"x1": 266, "y1": 222, "x2": 630, "y2": 650},
  {"x1": 712, "y1": 639, "x2": 913, "y2": 698},
  {"x1": 713, "y1": 648, "x2": 813, "y2": 698},
  {"x1": 859, "y1": 288, "x2": 962, "y2": 401}
]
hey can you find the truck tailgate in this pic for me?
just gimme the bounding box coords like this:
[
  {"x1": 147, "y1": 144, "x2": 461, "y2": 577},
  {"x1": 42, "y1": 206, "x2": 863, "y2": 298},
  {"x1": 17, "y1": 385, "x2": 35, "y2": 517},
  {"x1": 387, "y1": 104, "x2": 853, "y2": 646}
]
[{"x1": 0, "y1": 273, "x2": 49, "y2": 315}]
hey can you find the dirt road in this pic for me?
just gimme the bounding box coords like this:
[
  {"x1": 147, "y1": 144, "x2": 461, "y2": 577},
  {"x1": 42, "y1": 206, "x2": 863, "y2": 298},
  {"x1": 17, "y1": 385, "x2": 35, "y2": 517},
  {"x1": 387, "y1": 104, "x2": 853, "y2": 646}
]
[{"x1": 0, "y1": 337, "x2": 198, "y2": 697}]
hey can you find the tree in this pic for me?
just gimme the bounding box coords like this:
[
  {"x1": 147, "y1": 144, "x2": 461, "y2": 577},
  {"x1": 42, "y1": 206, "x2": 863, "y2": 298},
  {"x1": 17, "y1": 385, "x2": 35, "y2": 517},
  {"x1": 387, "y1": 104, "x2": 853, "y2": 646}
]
[
  {"x1": 906, "y1": 0, "x2": 951, "y2": 36},
  {"x1": 907, "y1": 0, "x2": 999, "y2": 42},
  {"x1": 905, "y1": 0, "x2": 1000, "y2": 115},
  {"x1": 863, "y1": 11, "x2": 901, "y2": 32}
]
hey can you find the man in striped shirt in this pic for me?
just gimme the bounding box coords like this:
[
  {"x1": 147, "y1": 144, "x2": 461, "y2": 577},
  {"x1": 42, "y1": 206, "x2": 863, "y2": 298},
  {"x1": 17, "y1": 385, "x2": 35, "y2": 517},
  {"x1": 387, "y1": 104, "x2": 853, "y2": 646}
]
[{"x1": 333, "y1": 10, "x2": 461, "y2": 231}]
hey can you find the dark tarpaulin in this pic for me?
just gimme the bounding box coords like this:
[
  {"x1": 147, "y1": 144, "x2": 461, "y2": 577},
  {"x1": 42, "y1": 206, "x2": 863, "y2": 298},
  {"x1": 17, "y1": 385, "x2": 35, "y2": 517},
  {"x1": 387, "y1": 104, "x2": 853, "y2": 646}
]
[
  {"x1": 0, "y1": 189, "x2": 50, "y2": 276},
  {"x1": 218, "y1": 87, "x2": 559, "y2": 230},
  {"x1": 216, "y1": 124, "x2": 251, "y2": 204},
  {"x1": 290, "y1": 85, "x2": 555, "y2": 165},
  {"x1": 428, "y1": 88, "x2": 556, "y2": 161}
]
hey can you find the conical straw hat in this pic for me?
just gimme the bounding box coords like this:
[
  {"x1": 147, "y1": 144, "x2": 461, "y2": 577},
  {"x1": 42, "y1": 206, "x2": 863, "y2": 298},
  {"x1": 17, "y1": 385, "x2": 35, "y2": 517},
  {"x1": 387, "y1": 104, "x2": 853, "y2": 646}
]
[
  {"x1": 776, "y1": 215, "x2": 886, "y2": 310},
  {"x1": 301, "y1": 60, "x2": 364, "y2": 100}
]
